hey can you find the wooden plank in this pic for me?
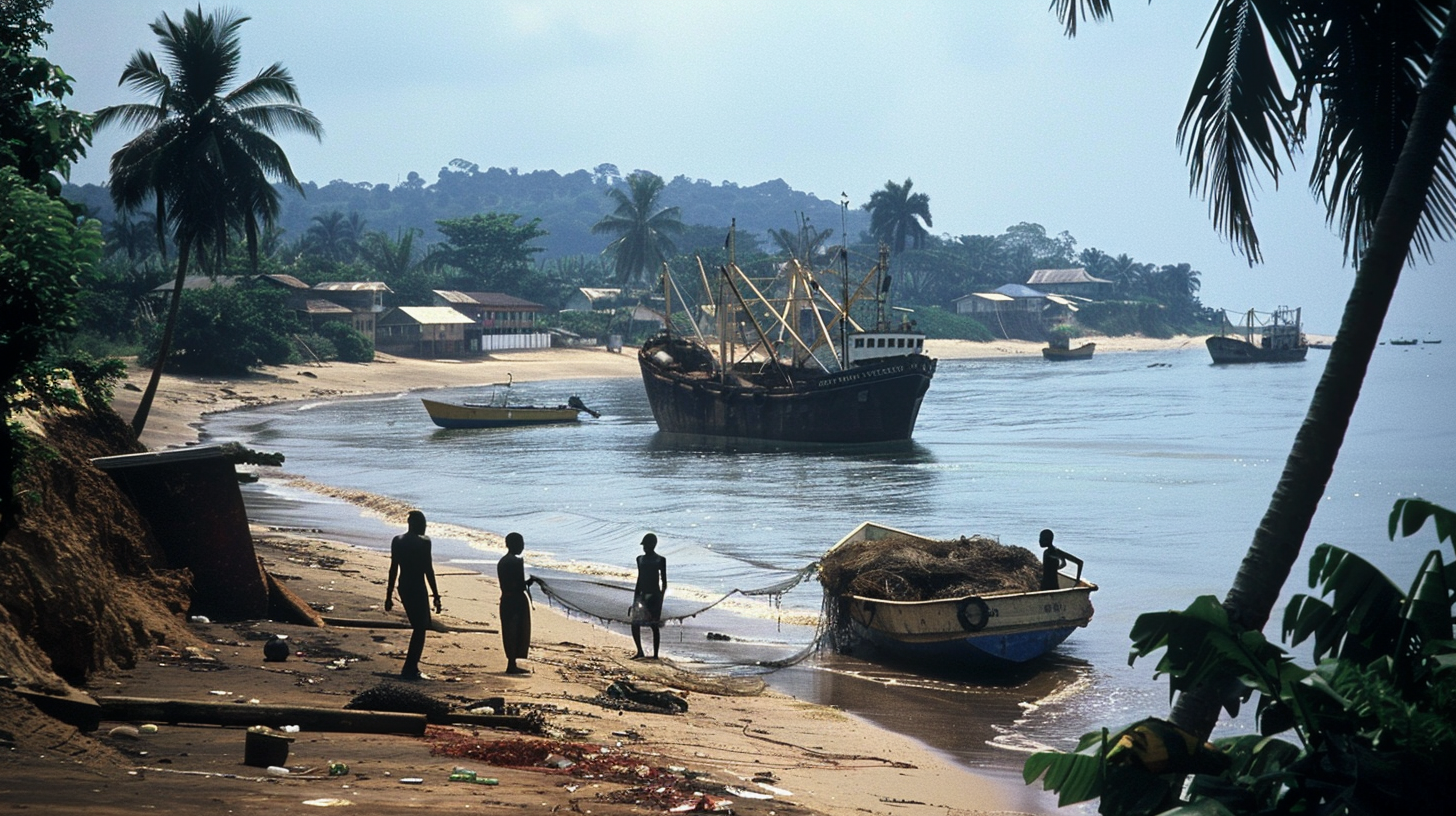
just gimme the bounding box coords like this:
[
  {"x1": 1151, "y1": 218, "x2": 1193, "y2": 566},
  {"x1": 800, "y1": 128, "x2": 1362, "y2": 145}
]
[{"x1": 95, "y1": 696, "x2": 427, "y2": 735}]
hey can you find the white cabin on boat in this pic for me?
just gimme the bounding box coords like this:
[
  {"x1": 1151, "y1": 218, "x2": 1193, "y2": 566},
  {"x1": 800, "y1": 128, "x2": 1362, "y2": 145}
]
[{"x1": 847, "y1": 331, "x2": 926, "y2": 365}]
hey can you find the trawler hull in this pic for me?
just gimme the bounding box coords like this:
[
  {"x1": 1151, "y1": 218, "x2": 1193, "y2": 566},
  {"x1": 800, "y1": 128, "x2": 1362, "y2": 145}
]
[
  {"x1": 1206, "y1": 335, "x2": 1308, "y2": 363},
  {"x1": 639, "y1": 338, "x2": 936, "y2": 444}
]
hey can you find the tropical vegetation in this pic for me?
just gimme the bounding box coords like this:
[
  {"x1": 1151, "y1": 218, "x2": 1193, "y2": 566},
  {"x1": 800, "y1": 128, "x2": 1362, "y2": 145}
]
[
  {"x1": 1025, "y1": 497, "x2": 1456, "y2": 815},
  {"x1": 93, "y1": 6, "x2": 322, "y2": 436},
  {"x1": 866, "y1": 178, "x2": 932, "y2": 254},
  {"x1": 591, "y1": 171, "x2": 685, "y2": 285},
  {"x1": 1028, "y1": 1, "x2": 1456, "y2": 811},
  {"x1": 0, "y1": 0, "x2": 107, "y2": 538}
]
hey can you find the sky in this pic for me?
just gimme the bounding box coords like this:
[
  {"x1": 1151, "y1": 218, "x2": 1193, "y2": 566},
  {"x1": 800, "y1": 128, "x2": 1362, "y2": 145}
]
[{"x1": 42, "y1": 1, "x2": 1452, "y2": 336}]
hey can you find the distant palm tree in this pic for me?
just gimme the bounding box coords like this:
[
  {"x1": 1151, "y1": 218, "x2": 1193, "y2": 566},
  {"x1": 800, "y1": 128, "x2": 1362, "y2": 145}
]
[
  {"x1": 865, "y1": 178, "x2": 932, "y2": 254},
  {"x1": 304, "y1": 210, "x2": 365, "y2": 262},
  {"x1": 591, "y1": 171, "x2": 684, "y2": 286},
  {"x1": 768, "y1": 218, "x2": 836, "y2": 264},
  {"x1": 359, "y1": 227, "x2": 423, "y2": 280},
  {"x1": 94, "y1": 7, "x2": 322, "y2": 436}
]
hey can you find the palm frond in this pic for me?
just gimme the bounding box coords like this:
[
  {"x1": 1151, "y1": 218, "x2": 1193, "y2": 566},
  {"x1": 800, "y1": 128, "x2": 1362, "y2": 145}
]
[
  {"x1": 1048, "y1": 0, "x2": 1114, "y2": 38},
  {"x1": 1178, "y1": 0, "x2": 1299, "y2": 263}
]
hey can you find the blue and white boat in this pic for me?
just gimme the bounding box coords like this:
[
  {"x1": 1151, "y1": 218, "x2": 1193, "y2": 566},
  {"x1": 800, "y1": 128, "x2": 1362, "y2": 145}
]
[{"x1": 826, "y1": 522, "x2": 1097, "y2": 664}]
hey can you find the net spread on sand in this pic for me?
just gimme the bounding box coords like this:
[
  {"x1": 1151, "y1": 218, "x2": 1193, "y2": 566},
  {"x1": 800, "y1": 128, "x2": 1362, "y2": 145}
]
[{"x1": 818, "y1": 533, "x2": 1041, "y2": 601}]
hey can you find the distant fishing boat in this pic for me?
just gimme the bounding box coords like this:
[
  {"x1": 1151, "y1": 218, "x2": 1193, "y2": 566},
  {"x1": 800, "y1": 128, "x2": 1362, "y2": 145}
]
[
  {"x1": 1390, "y1": 338, "x2": 1419, "y2": 346},
  {"x1": 421, "y1": 375, "x2": 598, "y2": 429},
  {"x1": 820, "y1": 522, "x2": 1097, "y2": 665},
  {"x1": 1042, "y1": 338, "x2": 1095, "y2": 361},
  {"x1": 1207, "y1": 306, "x2": 1308, "y2": 363}
]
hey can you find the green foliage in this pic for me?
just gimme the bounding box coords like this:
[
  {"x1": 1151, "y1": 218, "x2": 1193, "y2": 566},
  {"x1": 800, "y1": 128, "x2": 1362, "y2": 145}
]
[
  {"x1": 866, "y1": 178, "x2": 932, "y2": 254},
  {"x1": 318, "y1": 320, "x2": 373, "y2": 362},
  {"x1": 430, "y1": 212, "x2": 547, "y2": 291},
  {"x1": 1076, "y1": 301, "x2": 1179, "y2": 338},
  {"x1": 592, "y1": 171, "x2": 685, "y2": 285},
  {"x1": 907, "y1": 306, "x2": 993, "y2": 341},
  {"x1": 1026, "y1": 497, "x2": 1456, "y2": 815},
  {"x1": 291, "y1": 332, "x2": 336, "y2": 363},
  {"x1": 0, "y1": 0, "x2": 92, "y2": 198},
  {"x1": 144, "y1": 285, "x2": 301, "y2": 374}
]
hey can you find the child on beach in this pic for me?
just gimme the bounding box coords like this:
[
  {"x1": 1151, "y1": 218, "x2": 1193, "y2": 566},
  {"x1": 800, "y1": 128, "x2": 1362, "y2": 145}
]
[
  {"x1": 497, "y1": 532, "x2": 536, "y2": 674},
  {"x1": 631, "y1": 533, "x2": 668, "y2": 659}
]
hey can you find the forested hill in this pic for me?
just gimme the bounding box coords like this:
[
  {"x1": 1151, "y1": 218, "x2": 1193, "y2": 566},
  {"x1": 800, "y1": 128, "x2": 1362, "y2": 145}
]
[{"x1": 63, "y1": 163, "x2": 870, "y2": 260}]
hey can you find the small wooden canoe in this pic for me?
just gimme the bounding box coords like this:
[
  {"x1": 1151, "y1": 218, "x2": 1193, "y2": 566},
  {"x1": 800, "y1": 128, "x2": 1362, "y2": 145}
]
[
  {"x1": 826, "y1": 522, "x2": 1097, "y2": 665},
  {"x1": 421, "y1": 398, "x2": 583, "y2": 429}
]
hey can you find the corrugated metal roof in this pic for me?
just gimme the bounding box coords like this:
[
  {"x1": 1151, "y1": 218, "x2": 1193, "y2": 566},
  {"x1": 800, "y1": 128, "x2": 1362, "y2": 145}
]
[
  {"x1": 385, "y1": 306, "x2": 475, "y2": 325},
  {"x1": 462, "y1": 292, "x2": 544, "y2": 309},
  {"x1": 1028, "y1": 268, "x2": 1112, "y2": 285},
  {"x1": 994, "y1": 284, "x2": 1049, "y2": 298},
  {"x1": 432, "y1": 289, "x2": 475, "y2": 304},
  {"x1": 301, "y1": 299, "x2": 353, "y2": 314},
  {"x1": 151, "y1": 275, "x2": 240, "y2": 292},
  {"x1": 1045, "y1": 294, "x2": 1076, "y2": 307},
  {"x1": 578, "y1": 287, "x2": 620, "y2": 300},
  {"x1": 262, "y1": 273, "x2": 311, "y2": 289},
  {"x1": 971, "y1": 292, "x2": 1014, "y2": 302},
  {"x1": 314, "y1": 281, "x2": 392, "y2": 292}
]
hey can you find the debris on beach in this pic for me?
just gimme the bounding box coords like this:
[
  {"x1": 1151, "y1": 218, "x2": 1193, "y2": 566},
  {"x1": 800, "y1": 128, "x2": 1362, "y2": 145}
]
[
  {"x1": 818, "y1": 532, "x2": 1041, "y2": 602},
  {"x1": 345, "y1": 682, "x2": 451, "y2": 721}
]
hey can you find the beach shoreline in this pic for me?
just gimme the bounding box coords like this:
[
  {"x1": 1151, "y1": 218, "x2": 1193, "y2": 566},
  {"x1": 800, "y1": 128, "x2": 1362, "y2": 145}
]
[{"x1": 87, "y1": 337, "x2": 1212, "y2": 815}]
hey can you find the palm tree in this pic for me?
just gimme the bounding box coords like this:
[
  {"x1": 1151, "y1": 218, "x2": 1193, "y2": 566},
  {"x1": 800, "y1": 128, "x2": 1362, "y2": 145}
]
[
  {"x1": 590, "y1": 171, "x2": 684, "y2": 286},
  {"x1": 865, "y1": 178, "x2": 932, "y2": 254},
  {"x1": 94, "y1": 7, "x2": 322, "y2": 436},
  {"x1": 1055, "y1": 2, "x2": 1456, "y2": 739},
  {"x1": 303, "y1": 210, "x2": 364, "y2": 262}
]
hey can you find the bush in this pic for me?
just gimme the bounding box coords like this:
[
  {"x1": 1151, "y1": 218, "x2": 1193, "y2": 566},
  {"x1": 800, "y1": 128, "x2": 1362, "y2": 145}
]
[
  {"x1": 292, "y1": 332, "x2": 337, "y2": 363},
  {"x1": 318, "y1": 321, "x2": 374, "y2": 362},
  {"x1": 1076, "y1": 300, "x2": 1175, "y2": 337},
  {"x1": 143, "y1": 285, "x2": 301, "y2": 375},
  {"x1": 908, "y1": 306, "x2": 994, "y2": 341}
]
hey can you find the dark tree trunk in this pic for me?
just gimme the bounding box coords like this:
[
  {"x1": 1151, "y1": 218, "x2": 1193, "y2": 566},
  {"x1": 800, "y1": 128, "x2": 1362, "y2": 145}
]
[
  {"x1": 1170, "y1": 9, "x2": 1456, "y2": 739},
  {"x1": 131, "y1": 241, "x2": 191, "y2": 438}
]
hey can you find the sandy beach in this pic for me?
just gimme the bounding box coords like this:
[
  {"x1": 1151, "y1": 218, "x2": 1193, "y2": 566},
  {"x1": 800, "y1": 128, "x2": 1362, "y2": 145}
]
[{"x1": 67, "y1": 337, "x2": 1209, "y2": 816}]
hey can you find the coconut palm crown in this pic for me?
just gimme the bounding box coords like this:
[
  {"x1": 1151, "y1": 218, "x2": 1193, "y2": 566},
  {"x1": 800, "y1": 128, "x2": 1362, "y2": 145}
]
[
  {"x1": 591, "y1": 171, "x2": 684, "y2": 286},
  {"x1": 93, "y1": 6, "x2": 322, "y2": 435}
]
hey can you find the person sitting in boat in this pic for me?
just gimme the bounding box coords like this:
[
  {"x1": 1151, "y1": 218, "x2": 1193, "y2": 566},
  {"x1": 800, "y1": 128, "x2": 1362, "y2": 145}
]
[
  {"x1": 1038, "y1": 528, "x2": 1083, "y2": 591},
  {"x1": 630, "y1": 533, "x2": 668, "y2": 660}
]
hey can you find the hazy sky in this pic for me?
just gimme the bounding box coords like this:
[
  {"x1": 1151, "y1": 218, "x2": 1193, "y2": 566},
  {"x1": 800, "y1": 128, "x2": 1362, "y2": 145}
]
[{"x1": 44, "y1": 1, "x2": 1451, "y2": 336}]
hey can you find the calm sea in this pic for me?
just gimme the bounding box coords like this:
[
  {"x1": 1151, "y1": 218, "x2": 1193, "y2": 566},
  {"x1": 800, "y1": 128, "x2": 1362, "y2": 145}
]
[{"x1": 204, "y1": 341, "x2": 1454, "y2": 796}]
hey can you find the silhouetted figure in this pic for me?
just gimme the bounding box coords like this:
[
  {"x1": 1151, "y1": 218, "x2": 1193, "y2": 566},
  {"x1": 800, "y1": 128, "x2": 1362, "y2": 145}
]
[
  {"x1": 386, "y1": 510, "x2": 441, "y2": 680},
  {"x1": 1038, "y1": 528, "x2": 1083, "y2": 591},
  {"x1": 497, "y1": 532, "x2": 535, "y2": 674},
  {"x1": 631, "y1": 533, "x2": 668, "y2": 659}
]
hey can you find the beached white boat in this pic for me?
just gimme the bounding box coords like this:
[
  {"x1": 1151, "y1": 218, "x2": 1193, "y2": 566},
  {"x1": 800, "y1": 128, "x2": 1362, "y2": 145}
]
[{"x1": 824, "y1": 522, "x2": 1097, "y2": 664}]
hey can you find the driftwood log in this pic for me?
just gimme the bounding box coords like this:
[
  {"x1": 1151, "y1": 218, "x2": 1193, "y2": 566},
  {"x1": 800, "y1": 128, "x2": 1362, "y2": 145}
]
[
  {"x1": 322, "y1": 616, "x2": 498, "y2": 634},
  {"x1": 95, "y1": 696, "x2": 427, "y2": 735}
]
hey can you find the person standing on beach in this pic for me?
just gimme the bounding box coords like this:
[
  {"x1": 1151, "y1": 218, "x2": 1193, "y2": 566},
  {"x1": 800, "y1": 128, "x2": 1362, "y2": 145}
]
[
  {"x1": 1038, "y1": 528, "x2": 1083, "y2": 591},
  {"x1": 385, "y1": 510, "x2": 441, "y2": 680},
  {"x1": 631, "y1": 533, "x2": 668, "y2": 659},
  {"x1": 497, "y1": 532, "x2": 535, "y2": 674}
]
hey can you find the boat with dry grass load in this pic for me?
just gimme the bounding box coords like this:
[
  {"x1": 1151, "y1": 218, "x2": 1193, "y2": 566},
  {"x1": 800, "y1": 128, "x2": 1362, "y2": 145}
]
[{"x1": 819, "y1": 522, "x2": 1097, "y2": 664}]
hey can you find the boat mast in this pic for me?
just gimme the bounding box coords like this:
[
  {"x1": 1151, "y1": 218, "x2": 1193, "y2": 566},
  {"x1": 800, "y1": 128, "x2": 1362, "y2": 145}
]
[
  {"x1": 719, "y1": 221, "x2": 733, "y2": 384},
  {"x1": 840, "y1": 193, "x2": 850, "y2": 363},
  {"x1": 662, "y1": 262, "x2": 671, "y2": 342}
]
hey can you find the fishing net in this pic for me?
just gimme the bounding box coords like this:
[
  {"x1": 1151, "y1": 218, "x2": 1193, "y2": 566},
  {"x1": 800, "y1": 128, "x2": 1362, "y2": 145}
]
[
  {"x1": 818, "y1": 533, "x2": 1041, "y2": 601},
  {"x1": 532, "y1": 563, "x2": 820, "y2": 626}
]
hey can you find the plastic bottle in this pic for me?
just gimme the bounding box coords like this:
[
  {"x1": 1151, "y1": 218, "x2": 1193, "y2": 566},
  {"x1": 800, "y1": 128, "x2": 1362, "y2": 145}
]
[{"x1": 265, "y1": 765, "x2": 290, "y2": 776}]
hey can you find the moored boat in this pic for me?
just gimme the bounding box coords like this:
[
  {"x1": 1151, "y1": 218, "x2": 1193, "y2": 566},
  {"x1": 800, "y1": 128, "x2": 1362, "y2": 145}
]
[
  {"x1": 1207, "y1": 306, "x2": 1308, "y2": 363},
  {"x1": 1042, "y1": 340, "x2": 1096, "y2": 361},
  {"x1": 639, "y1": 232, "x2": 936, "y2": 444},
  {"x1": 820, "y1": 522, "x2": 1097, "y2": 665},
  {"x1": 421, "y1": 376, "x2": 597, "y2": 429}
]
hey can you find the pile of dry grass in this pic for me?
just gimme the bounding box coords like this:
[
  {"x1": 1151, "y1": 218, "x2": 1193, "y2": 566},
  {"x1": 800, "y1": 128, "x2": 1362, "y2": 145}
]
[{"x1": 819, "y1": 533, "x2": 1040, "y2": 601}]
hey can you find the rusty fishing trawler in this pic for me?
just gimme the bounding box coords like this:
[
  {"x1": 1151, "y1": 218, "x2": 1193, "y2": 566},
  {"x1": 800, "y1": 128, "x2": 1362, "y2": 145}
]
[{"x1": 638, "y1": 227, "x2": 936, "y2": 444}]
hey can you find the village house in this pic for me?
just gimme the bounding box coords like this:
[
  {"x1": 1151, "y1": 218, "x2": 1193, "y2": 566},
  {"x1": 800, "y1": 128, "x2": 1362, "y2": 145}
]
[
  {"x1": 430, "y1": 290, "x2": 550, "y2": 352},
  {"x1": 310, "y1": 281, "x2": 390, "y2": 342},
  {"x1": 1026, "y1": 267, "x2": 1113, "y2": 298},
  {"x1": 953, "y1": 283, "x2": 1081, "y2": 340},
  {"x1": 562, "y1": 287, "x2": 621, "y2": 312},
  {"x1": 374, "y1": 306, "x2": 476, "y2": 358}
]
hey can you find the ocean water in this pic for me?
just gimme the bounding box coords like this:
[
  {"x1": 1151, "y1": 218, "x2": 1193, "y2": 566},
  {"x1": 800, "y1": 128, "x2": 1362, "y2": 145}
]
[{"x1": 204, "y1": 341, "x2": 1454, "y2": 789}]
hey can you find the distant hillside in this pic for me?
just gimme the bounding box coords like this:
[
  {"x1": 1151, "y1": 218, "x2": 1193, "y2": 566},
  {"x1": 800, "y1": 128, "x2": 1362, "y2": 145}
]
[{"x1": 64, "y1": 164, "x2": 870, "y2": 259}]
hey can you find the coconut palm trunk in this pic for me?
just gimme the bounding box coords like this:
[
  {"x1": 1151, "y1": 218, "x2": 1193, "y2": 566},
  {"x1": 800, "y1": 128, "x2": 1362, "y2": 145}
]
[
  {"x1": 1170, "y1": 7, "x2": 1456, "y2": 738},
  {"x1": 130, "y1": 241, "x2": 191, "y2": 437}
]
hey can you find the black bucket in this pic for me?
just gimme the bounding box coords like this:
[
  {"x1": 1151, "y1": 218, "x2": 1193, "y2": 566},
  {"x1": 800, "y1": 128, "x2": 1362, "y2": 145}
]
[{"x1": 244, "y1": 726, "x2": 293, "y2": 768}]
